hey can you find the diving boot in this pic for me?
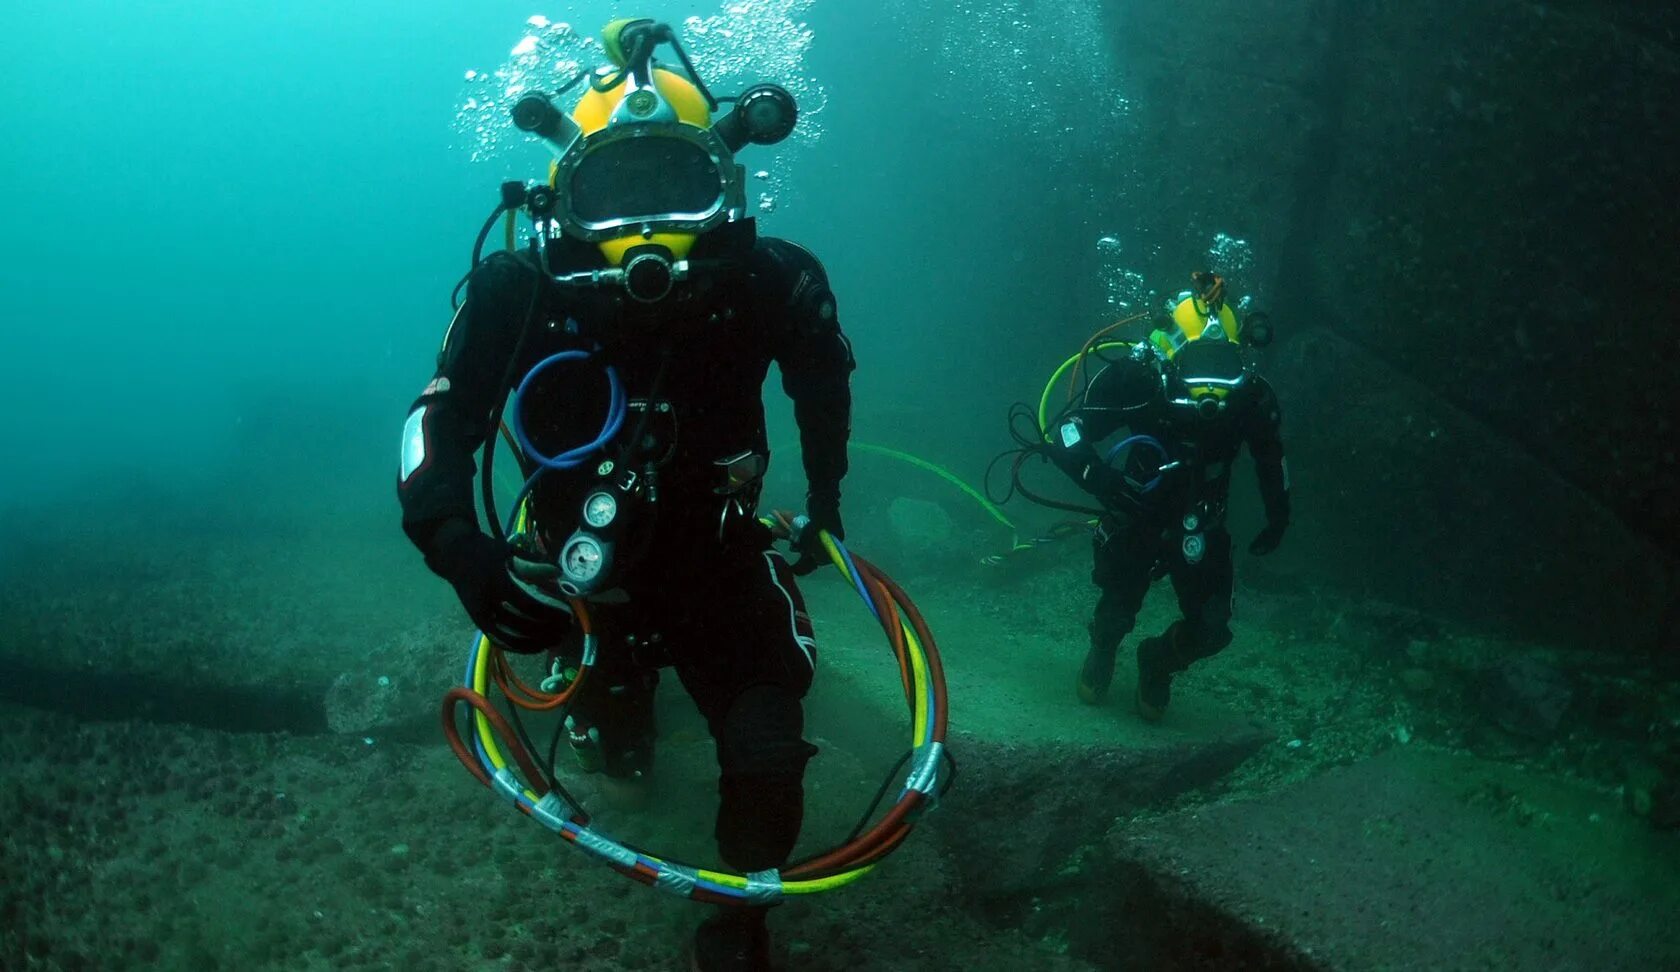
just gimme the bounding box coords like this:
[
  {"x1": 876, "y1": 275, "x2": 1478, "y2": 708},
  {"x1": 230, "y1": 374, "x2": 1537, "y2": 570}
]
[
  {"x1": 1077, "y1": 644, "x2": 1118, "y2": 705},
  {"x1": 1135, "y1": 629, "x2": 1175, "y2": 722},
  {"x1": 690, "y1": 907, "x2": 771, "y2": 972}
]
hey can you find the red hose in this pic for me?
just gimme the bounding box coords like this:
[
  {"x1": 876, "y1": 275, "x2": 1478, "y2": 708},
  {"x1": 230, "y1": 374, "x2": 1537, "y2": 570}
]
[{"x1": 440, "y1": 685, "x2": 554, "y2": 801}]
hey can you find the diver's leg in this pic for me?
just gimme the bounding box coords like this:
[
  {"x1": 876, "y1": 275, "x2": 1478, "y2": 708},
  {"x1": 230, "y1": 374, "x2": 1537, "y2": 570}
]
[
  {"x1": 1081, "y1": 516, "x2": 1155, "y2": 704},
  {"x1": 676, "y1": 542, "x2": 817, "y2": 971},
  {"x1": 675, "y1": 543, "x2": 819, "y2": 966},
  {"x1": 678, "y1": 544, "x2": 817, "y2": 869},
  {"x1": 1174, "y1": 526, "x2": 1235, "y2": 666},
  {"x1": 1138, "y1": 528, "x2": 1235, "y2": 720}
]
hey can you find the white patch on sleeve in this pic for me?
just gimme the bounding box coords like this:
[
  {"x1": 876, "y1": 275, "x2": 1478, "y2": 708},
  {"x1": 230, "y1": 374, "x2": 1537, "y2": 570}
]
[
  {"x1": 1281, "y1": 458, "x2": 1291, "y2": 491},
  {"x1": 401, "y1": 406, "x2": 428, "y2": 482}
]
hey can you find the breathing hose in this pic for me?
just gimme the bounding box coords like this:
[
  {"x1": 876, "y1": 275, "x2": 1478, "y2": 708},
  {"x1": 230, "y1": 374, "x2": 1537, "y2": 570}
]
[{"x1": 440, "y1": 516, "x2": 950, "y2": 904}]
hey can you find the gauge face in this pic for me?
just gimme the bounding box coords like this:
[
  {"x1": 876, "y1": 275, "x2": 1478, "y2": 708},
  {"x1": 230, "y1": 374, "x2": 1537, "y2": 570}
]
[
  {"x1": 582, "y1": 491, "x2": 618, "y2": 529},
  {"x1": 562, "y1": 537, "x2": 605, "y2": 583}
]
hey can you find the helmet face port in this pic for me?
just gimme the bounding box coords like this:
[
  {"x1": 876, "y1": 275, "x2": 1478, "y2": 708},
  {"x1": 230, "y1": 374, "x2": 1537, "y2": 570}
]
[{"x1": 622, "y1": 249, "x2": 677, "y2": 303}]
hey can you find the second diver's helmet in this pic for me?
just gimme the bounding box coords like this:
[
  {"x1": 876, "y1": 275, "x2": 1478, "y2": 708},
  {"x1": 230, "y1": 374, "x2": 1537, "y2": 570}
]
[
  {"x1": 1153, "y1": 272, "x2": 1254, "y2": 422},
  {"x1": 511, "y1": 18, "x2": 799, "y2": 300}
]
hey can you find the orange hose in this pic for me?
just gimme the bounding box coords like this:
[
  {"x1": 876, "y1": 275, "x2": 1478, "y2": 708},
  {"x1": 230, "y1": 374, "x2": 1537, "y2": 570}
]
[
  {"x1": 492, "y1": 599, "x2": 595, "y2": 710},
  {"x1": 858, "y1": 556, "x2": 949, "y2": 739},
  {"x1": 1068, "y1": 312, "x2": 1148, "y2": 401},
  {"x1": 493, "y1": 649, "x2": 573, "y2": 711},
  {"x1": 785, "y1": 791, "x2": 924, "y2": 879}
]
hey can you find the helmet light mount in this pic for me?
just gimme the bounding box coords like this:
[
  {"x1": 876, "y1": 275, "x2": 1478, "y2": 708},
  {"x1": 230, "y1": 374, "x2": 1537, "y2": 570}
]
[
  {"x1": 512, "y1": 92, "x2": 584, "y2": 157},
  {"x1": 1241, "y1": 311, "x2": 1275, "y2": 348},
  {"x1": 713, "y1": 84, "x2": 799, "y2": 152}
]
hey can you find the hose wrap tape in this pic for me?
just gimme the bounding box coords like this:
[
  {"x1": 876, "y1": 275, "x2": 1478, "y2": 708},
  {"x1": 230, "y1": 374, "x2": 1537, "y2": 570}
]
[
  {"x1": 905, "y1": 742, "x2": 944, "y2": 799},
  {"x1": 492, "y1": 766, "x2": 524, "y2": 805},
  {"x1": 531, "y1": 792, "x2": 571, "y2": 833},
  {"x1": 654, "y1": 863, "x2": 700, "y2": 898},
  {"x1": 573, "y1": 826, "x2": 639, "y2": 869},
  {"x1": 744, "y1": 869, "x2": 784, "y2": 905}
]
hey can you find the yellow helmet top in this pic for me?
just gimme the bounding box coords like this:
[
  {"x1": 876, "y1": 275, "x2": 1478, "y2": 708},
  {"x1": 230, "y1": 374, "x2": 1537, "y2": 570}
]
[
  {"x1": 1150, "y1": 295, "x2": 1241, "y2": 361},
  {"x1": 568, "y1": 66, "x2": 713, "y2": 136}
]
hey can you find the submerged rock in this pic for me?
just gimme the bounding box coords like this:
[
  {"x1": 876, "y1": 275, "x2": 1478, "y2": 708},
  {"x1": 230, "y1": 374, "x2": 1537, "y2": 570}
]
[
  {"x1": 1625, "y1": 759, "x2": 1680, "y2": 831},
  {"x1": 887, "y1": 497, "x2": 955, "y2": 549},
  {"x1": 1477, "y1": 657, "x2": 1573, "y2": 739},
  {"x1": 1398, "y1": 667, "x2": 1435, "y2": 694}
]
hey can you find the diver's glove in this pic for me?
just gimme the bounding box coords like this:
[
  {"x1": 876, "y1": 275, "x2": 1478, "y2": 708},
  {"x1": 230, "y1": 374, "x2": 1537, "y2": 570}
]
[
  {"x1": 428, "y1": 521, "x2": 573, "y2": 653},
  {"x1": 1248, "y1": 520, "x2": 1288, "y2": 557},
  {"x1": 791, "y1": 489, "x2": 845, "y2": 576}
]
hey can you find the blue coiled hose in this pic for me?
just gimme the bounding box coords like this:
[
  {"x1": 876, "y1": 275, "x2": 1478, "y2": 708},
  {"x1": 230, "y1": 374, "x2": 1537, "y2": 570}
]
[
  {"x1": 1104, "y1": 434, "x2": 1169, "y2": 494},
  {"x1": 506, "y1": 350, "x2": 627, "y2": 519}
]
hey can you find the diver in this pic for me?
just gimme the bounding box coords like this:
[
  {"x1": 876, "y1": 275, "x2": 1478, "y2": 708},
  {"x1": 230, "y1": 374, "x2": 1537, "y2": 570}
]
[
  {"x1": 1041, "y1": 273, "x2": 1289, "y2": 720},
  {"x1": 396, "y1": 20, "x2": 852, "y2": 970}
]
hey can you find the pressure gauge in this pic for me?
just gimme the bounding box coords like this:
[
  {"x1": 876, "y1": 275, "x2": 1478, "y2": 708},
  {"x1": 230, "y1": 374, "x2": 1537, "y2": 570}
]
[
  {"x1": 561, "y1": 536, "x2": 606, "y2": 586},
  {"x1": 582, "y1": 491, "x2": 618, "y2": 529}
]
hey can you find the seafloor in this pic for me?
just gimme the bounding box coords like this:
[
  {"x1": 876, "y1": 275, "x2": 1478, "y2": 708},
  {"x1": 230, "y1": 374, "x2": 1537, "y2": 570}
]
[{"x1": 2, "y1": 480, "x2": 1677, "y2": 972}]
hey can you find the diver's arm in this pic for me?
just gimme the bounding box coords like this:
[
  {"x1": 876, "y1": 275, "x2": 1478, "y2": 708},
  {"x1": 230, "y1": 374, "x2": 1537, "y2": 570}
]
[
  {"x1": 397, "y1": 252, "x2": 535, "y2": 575},
  {"x1": 1049, "y1": 358, "x2": 1149, "y2": 497},
  {"x1": 765, "y1": 241, "x2": 855, "y2": 520},
  {"x1": 1245, "y1": 377, "x2": 1291, "y2": 554},
  {"x1": 1046, "y1": 427, "x2": 1140, "y2": 505}
]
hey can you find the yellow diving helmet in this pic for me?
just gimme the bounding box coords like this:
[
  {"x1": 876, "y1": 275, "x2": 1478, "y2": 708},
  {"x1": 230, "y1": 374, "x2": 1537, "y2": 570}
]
[
  {"x1": 1150, "y1": 272, "x2": 1243, "y2": 360},
  {"x1": 508, "y1": 18, "x2": 799, "y2": 294},
  {"x1": 1153, "y1": 272, "x2": 1252, "y2": 420}
]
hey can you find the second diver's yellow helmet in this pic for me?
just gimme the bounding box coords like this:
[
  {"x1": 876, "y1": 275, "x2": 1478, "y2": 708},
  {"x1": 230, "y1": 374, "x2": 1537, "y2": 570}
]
[
  {"x1": 1153, "y1": 272, "x2": 1252, "y2": 420},
  {"x1": 1151, "y1": 271, "x2": 1242, "y2": 360}
]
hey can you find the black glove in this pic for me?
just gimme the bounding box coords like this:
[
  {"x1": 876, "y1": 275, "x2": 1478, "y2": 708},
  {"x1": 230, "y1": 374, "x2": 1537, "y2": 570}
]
[
  {"x1": 431, "y1": 524, "x2": 573, "y2": 653},
  {"x1": 791, "y1": 490, "x2": 845, "y2": 576},
  {"x1": 1248, "y1": 520, "x2": 1288, "y2": 557}
]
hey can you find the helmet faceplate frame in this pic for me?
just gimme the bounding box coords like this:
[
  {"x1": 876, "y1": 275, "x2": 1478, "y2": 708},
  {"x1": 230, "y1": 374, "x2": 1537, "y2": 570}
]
[{"x1": 547, "y1": 121, "x2": 746, "y2": 244}]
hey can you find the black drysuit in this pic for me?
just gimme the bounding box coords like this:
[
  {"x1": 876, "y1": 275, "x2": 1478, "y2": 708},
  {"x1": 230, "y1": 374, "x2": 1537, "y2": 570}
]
[
  {"x1": 1061, "y1": 355, "x2": 1289, "y2": 674},
  {"x1": 397, "y1": 225, "x2": 854, "y2": 871}
]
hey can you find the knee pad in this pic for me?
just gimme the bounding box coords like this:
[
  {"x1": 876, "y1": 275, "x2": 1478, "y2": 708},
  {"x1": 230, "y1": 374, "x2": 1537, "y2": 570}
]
[{"x1": 715, "y1": 684, "x2": 817, "y2": 780}]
